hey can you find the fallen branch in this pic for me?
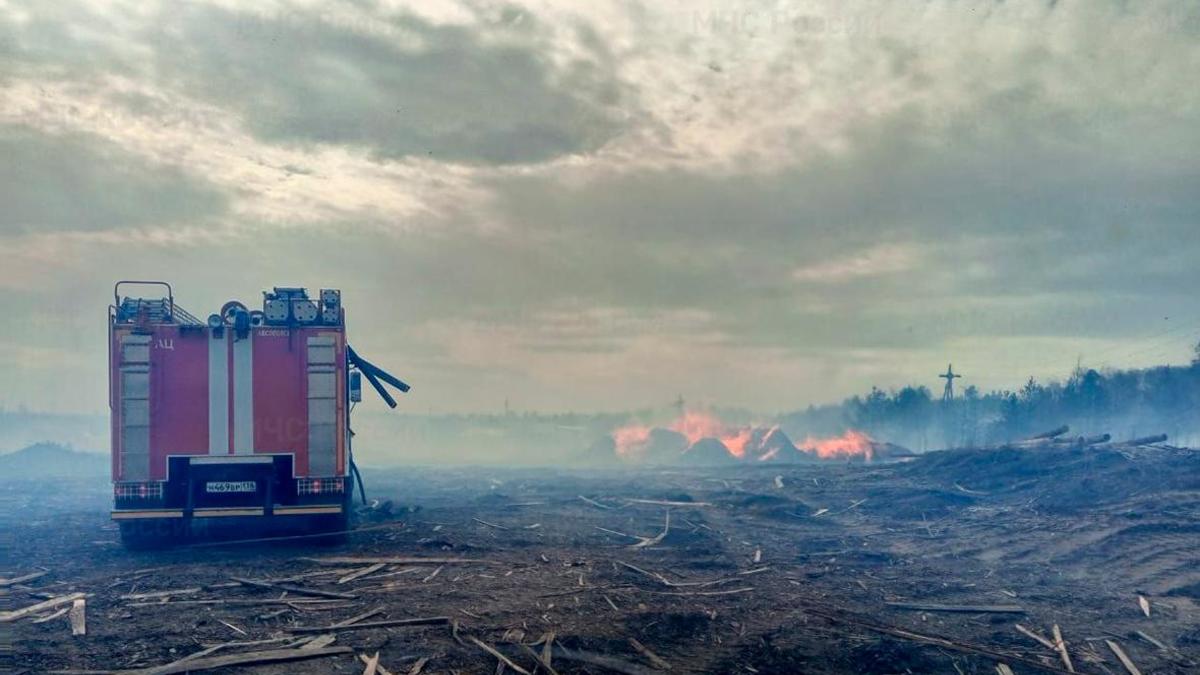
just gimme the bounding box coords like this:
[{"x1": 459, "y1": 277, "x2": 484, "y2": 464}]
[
  {"x1": 807, "y1": 609, "x2": 1075, "y2": 674},
  {"x1": 303, "y1": 557, "x2": 492, "y2": 565},
  {"x1": 628, "y1": 637, "x2": 672, "y2": 670},
  {"x1": 230, "y1": 576, "x2": 357, "y2": 600},
  {"x1": 553, "y1": 645, "x2": 657, "y2": 675},
  {"x1": 1, "y1": 592, "x2": 86, "y2": 623},
  {"x1": 119, "y1": 588, "x2": 201, "y2": 601},
  {"x1": 338, "y1": 563, "x2": 386, "y2": 585},
  {"x1": 1105, "y1": 639, "x2": 1142, "y2": 675},
  {"x1": 630, "y1": 512, "x2": 670, "y2": 549},
  {"x1": 1051, "y1": 624, "x2": 1074, "y2": 673},
  {"x1": 578, "y1": 495, "x2": 614, "y2": 510},
  {"x1": 518, "y1": 644, "x2": 561, "y2": 675},
  {"x1": 121, "y1": 646, "x2": 352, "y2": 675},
  {"x1": 0, "y1": 571, "x2": 48, "y2": 587},
  {"x1": 472, "y1": 518, "x2": 509, "y2": 530},
  {"x1": 32, "y1": 607, "x2": 71, "y2": 624},
  {"x1": 466, "y1": 635, "x2": 531, "y2": 675},
  {"x1": 645, "y1": 587, "x2": 754, "y2": 597},
  {"x1": 885, "y1": 602, "x2": 1025, "y2": 614},
  {"x1": 1015, "y1": 624, "x2": 1056, "y2": 650},
  {"x1": 69, "y1": 598, "x2": 86, "y2": 636},
  {"x1": 361, "y1": 651, "x2": 379, "y2": 675},
  {"x1": 614, "y1": 560, "x2": 736, "y2": 589},
  {"x1": 625, "y1": 499, "x2": 711, "y2": 508},
  {"x1": 331, "y1": 607, "x2": 384, "y2": 628},
  {"x1": 289, "y1": 616, "x2": 451, "y2": 633}
]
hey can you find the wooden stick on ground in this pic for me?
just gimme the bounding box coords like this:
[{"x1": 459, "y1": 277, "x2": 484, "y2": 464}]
[
  {"x1": 472, "y1": 518, "x2": 509, "y2": 530},
  {"x1": 338, "y1": 563, "x2": 386, "y2": 585},
  {"x1": 303, "y1": 557, "x2": 492, "y2": 565},
  {"x1": 358, "y1": 653, "x2": 396, "y2": 675},
  {"x1": 69, "y1": 598, "x2": 86, "y2": 636},
  {"x1": 552, "y1": 645, "x2": 656, "y2": 675},
  {"x1": 578, "y1": 495, "x2": 613, "y2": 509},
  {"x1": 119, "y1": 588, "x2": 201, "y2": 601},
  {"x1": 1134, "y1": 630, "x2": 1169, "y2": 652},
  {"x1": 123, "y1": 646, "x2": 352, "y2": 675},
  {"x1": 1105, "y1": 639, "x2": 1142, "y2": 675},
  {"x1": 230, "y1": 576, "x2": 357, "y2": 600},
  {"x1": 625, "y1": 499, "x2": 711, "y2": 507},
  {"x1": 32, "y1": 606, "x2": 71, "y2": 623},
  {"x1": 630, "y1": 512, "x2": 670, "y2": 549},
  {"x1": 1051, "y1": 624, "x2": 1074, "y2": 673},
  {"x1": 301, "y1": 634, "x2": 337, "y2": 650},
  {"x1": 885, "y1": 602, "x2": 1025, "y2": 614},
  {"x1": 289, "y1": 616, "x2": 451, "y2": 633},
  {"x1": 627, "y1": 638, "x2": 671, "y2": 670},
  {"x1": 1015, "y1": 624, "x2": 1057, "y2": 650},
  {"x1": 518, "y1": 644, "x2": 560, "y2": 675},
  {"x1": 361, "y1": 651, "x2": 380, "y2": 675},
  {"x1": 0, "y1": 571, "x2": 48, "y2": 587},
  {"x1": 0, "y1": 592, "x2": 86, "y2": 623},
  {"x1": 406, "y1": 656, "x2": 431, "y2": 675},
  {"x1": 466, "y1": 635, "x2": 531, "y2": 675},
  {"x1": 331, "y1": 607, "x2": 384, "y2": 628}
]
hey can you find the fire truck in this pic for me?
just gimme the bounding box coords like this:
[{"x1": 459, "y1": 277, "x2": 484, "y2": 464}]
[{"x1": 108, "y1": 281, "x2": 408, "y2": 547}]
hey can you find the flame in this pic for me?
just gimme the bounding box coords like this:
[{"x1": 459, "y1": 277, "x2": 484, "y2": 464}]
[
  {"x1": 612, "y1": 424, "x2": 652, "y2": 458},
  {"x1": 668, "y1": 411, "x2": 728, "y2": 445},
  {"x1": 799, "y1": 429, "x2": 875, "y2": 460},
  {"x1": 611, "y1": 411, "x2": 877, "y2": 462}
]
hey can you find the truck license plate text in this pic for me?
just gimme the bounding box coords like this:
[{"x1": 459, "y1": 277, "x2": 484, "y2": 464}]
[{"x1": 205, "y1": 481, "x2": 257, "y2": 493}]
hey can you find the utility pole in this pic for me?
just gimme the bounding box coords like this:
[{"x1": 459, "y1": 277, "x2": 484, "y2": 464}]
[
  {"x1": 673, "y1": 394, "x2": 685, "y2": 417},
  {"x1": 939, "y1": 364, "x2": 961, "y2": 402}
]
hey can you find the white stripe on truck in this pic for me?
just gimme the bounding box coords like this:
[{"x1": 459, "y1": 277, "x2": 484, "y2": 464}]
[
  {"x1": 208, "y1": 331, "x2": 228, "y2": 455},
  {"x1": 232, "y1": 332, "x2": 254, "y2": 454}
]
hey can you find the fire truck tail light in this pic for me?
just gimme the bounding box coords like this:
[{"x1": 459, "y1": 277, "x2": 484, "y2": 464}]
[
  {"x1": 297, "y1": 477, "x2": 343, "y2": 495},
  {"x1": 115, "y1": 481, "x2": 164, "y2": 499}
]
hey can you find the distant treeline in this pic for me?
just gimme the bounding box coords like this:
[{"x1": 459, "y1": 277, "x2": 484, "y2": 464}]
[{"x1": 778, "y1": 346, "x2": 1200, "y2": 452}]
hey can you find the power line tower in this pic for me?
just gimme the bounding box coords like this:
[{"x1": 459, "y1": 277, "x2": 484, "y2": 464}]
[
  {"x1": 939, "y1": 364, "x2": 961, "y2": 402},
  {"x1": 673, "y1": 394, "x2": 685, "y2": 417}
]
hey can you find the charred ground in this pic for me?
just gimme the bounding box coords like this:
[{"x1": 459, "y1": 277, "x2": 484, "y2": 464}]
[{"x1": 3, "y1": 443, "x2": 1199, "y2": 674}]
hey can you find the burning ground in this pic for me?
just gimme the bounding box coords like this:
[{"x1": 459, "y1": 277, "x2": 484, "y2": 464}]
[
  {"x1": 3, "y1": 434, "x2": 1199, "y2": 674},
  {"x1": 603, "y1": 411, "x2": 911, "y2": 464}
]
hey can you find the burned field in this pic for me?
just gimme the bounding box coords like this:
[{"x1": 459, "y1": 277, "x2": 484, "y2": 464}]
[{"x1": 4, "y1": 442, "x2": 1199, "y2": 674}]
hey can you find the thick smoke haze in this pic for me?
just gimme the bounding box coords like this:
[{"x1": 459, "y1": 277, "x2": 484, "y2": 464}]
[{"x1": 2, "y1": 1, "x2": 1199, "y2": 418}]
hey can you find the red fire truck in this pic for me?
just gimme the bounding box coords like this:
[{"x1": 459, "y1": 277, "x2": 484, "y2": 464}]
[{"x1": 108, "y1": 281, "x2": 408, "y2": 547}]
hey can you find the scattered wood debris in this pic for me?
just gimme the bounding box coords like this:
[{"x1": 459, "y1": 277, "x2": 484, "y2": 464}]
[
  {"x1": 122, "y1": 646, "x2": 352, "y2": 675},
  {"x1": 1, "y1": 592, "x2": 86, "y2": 623},
  {"x1": 338, "y1": 563, "x2": 387, "y2": 584},
  {"x1": 466, "y1": 635, "x2": 531, "y2": 675},
  {"x1": 290, "y1": 616, "x2": 451, "y2": 634},
  {"x1": 1051, "y1": 624, "x2": 1074, "y2": 673},
  {"x1": 628, "y1": 637, "x2": 672, "y2": 670},
  {"x1": 1105, "y1": 639, "x2": 1142, "y2": 675},
  {"x1": 0, "y1": 570, "x2": 48, "y2": 587},
  {"x1": 68, "y1": 598, "x2": 86, "y2": 636}
]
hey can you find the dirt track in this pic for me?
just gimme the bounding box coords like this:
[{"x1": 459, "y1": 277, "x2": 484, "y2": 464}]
[{"x1": 3, "y1": 445, "x2": 1199, "y2": 674}]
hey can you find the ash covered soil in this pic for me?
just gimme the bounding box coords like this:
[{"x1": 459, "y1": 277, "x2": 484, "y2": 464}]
[{"x1": 3, "y1": 445, "x2": 1199, "y2": 674}]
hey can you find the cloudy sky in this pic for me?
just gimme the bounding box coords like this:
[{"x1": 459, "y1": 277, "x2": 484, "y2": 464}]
[{"x1": 2, "y1": 0, "x2": 1198, "y2": 415}]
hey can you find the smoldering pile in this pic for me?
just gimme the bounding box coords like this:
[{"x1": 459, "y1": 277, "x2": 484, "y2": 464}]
[{"x1": 591, "y1": 412, "x2": 912, "y2": 466}]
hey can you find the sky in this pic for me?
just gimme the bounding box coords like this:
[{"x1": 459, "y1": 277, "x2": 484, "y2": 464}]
[{"x1": 1, "y1": 0, "x2": 1198, "y2": 415}]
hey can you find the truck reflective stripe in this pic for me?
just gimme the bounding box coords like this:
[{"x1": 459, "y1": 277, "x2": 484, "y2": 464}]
[
  {"x1": 208, "y1": 331, "x2": 228, "y2": 455},
  {"x1": 232, "y1": 333, "x2": 254, "y2": 454}
]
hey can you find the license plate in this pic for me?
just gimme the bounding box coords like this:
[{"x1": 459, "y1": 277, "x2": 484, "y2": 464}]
[{"x1": 205, "y1": 481, "x2": 257, "y2": 493}]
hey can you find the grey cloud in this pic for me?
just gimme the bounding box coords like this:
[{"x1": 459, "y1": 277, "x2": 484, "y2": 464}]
[
  {"x1": 0, "y1": 125, "x2": 229, "y2": 234},
  {"x1": 142, "y1": 4, "x2": 627, "y2": 165},
  {"x1": 3, "y1": 2, "x2": 630, "y2": 164}
]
